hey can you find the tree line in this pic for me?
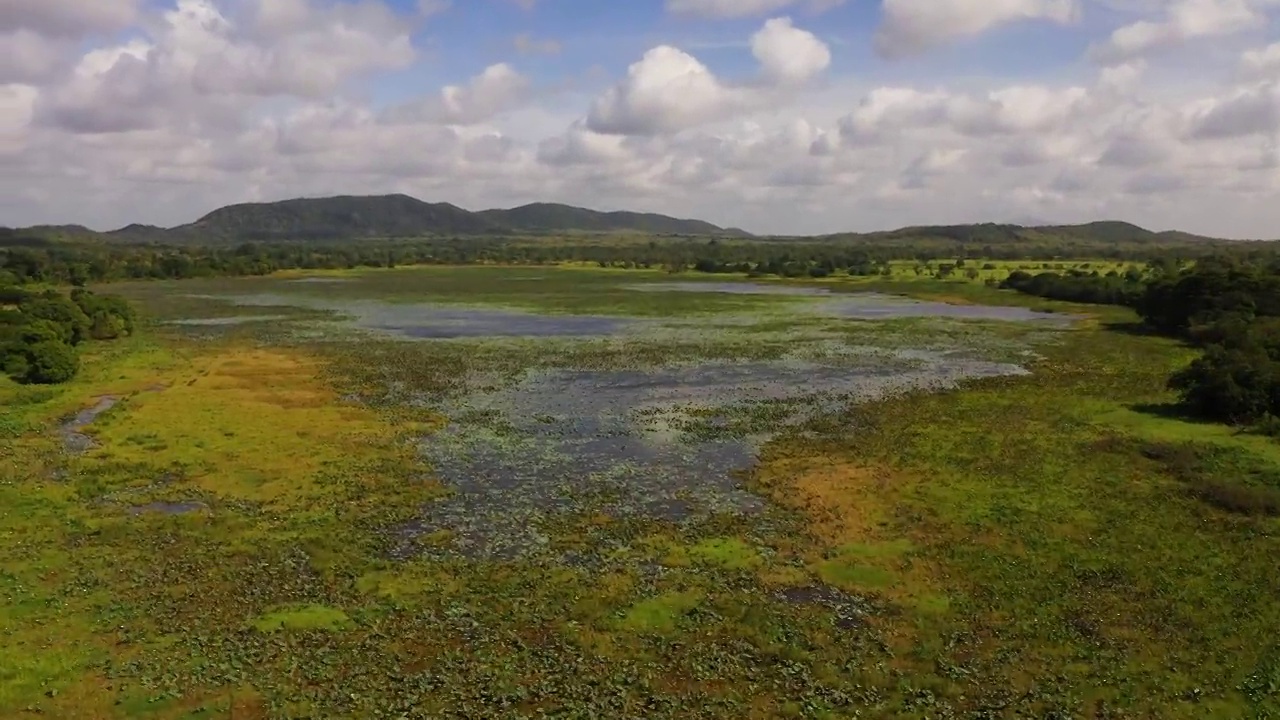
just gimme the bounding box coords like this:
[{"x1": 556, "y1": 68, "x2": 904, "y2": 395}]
[
  {"x1": 1, "y1": 227, "x2": 1266, "y2": 286},
  {"x1": 1, "y1": 287, "x2": 136, "y2": 384},
  {"x1": 1140, "y1": 257, "x2": 1280, "y2": 426},
  {"x1": 999, "y1": 255, "x2": 1280, "y2": 428}
]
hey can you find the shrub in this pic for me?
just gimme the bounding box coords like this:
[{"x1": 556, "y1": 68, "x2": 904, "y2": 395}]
[{"x1": 16, "y1": 340, "x2": 79, "y2": 384}]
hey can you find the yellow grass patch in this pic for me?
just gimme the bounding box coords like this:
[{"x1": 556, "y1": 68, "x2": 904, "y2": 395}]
[
  {"x1": 78, "y1": 346, "x2": 422, "y2": 510},
  {"x1": 755, "y1": 455, "x2": 949, "y2": 635}
]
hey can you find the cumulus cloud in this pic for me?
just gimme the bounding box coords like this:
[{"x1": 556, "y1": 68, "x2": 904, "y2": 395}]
[
  {"x1": 1242, "y1": 42, "x2": 1280, "y2": 77},
  {"x1": 587, "y1": 16, "x2": 829, "y2": 135},
  {"x1": 586, "y1": 46, "x2": 749, "y2": 135},
  {"x1": 33, "y1": 0, "x2": 417, "y2": 134},
  {"x1": 8, "y1": 0, "x2": 1280, "y2": 239},
  {"x1": 0, "y1": 0, "x2": 139, "y2": 37},
  {"x1": 1091, "y1": 0, "x2": 1269, "y2": 64},
  {"x1": 838, "y1": 84, "x2": 1089, "y2": 140},
  {"x1": 876, "y1": 0, "x2": 1080, "y2": 57},
  {"x1": 1184, "y1": 82, "x2": 1280, "y2": 138},
  {"x1": 384, "y1": 63, "x2": 530, "y2": 125},
  {"x1": 0, "y1": 30, "x2": 72, "y2": 83},
  {"x1": 751, "y1": 17, "x2": 831, "y2": 84}
]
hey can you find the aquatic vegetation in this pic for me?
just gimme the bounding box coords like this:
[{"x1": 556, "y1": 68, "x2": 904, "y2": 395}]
[{"x1": 2, "y1": 265, "x2": 1277, "y2": 718}]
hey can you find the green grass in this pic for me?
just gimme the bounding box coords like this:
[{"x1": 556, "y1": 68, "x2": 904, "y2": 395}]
[
  {"x1": 687, "y1": 537, "x2": 763, "y2": 570},
  {"x1": 617, "y1": 590, "x2": 705, "y2": 634},
  {"x1": 250, "y1": 604, "x2": 353, "y2": 633}
]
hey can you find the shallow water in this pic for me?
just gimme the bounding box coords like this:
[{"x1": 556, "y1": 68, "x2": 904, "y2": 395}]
[
  {"x1": 60, "y1": 397, "x2": 119, "y2": 454},
  {"x1": 406, "y1": 350, "x2": 1028, "y2": 559},
  {"x1": 167, "y1": 315, "x2": 293, "y2": 326},
  {"x1": 634, "y1": 282, "x2": 1067, "y2": 323},
  {"x1": 190, "y1": 294, "x2": 634, "y2": 339}
]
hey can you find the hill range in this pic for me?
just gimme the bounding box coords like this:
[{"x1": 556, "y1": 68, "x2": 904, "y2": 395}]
[{"x1": 6, "y1": 193, "x2": 1234, "y2": 245}]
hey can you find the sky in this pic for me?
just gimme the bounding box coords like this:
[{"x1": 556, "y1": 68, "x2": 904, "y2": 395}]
[{"x1": 3, "y1": 0, "x2": 1280, "y2": 238}]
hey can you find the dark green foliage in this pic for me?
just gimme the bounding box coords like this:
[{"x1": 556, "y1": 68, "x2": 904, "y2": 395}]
[
  {"x1": 72, "y1": 288, "x2": 136, "y2": 339},
  {"x1": 1000, "y1": 270, "x2": 1145, "y2": 306},
  {"x1": 16, "y1": 339, "x2": 79, "y2": 384},
  {"x1": 2, "y1": 218, "x2": 1276, "y2": 286},
  {"x1": 0, "y1": 287, "x2": 133, "y2": 384},
  {"x1": 1169, "y1": 346, "x2": 1279, "y2": 423},
  {"x1": 1150, "y1": 257, "x2": 1280, "y2": 424},
  {"x1": 20, "y1": 291, "x2": 91, "y2": 344}
]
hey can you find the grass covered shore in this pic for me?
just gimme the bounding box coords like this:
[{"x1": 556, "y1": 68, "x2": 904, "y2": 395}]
[{"x1": 1, "y1": 267, "x2": 1277, "y2": 718}]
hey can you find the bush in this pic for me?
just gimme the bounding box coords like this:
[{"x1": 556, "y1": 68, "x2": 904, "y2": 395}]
[
  {"x1": 20, "y1": 292, "x2": 91, "y2": 345},
  {"x1": 16, "y1": 340, "x2": 78, "y2": 384},
  {"x1": 1169, "y1": 346, "x2": 1280, "y2": 424}
]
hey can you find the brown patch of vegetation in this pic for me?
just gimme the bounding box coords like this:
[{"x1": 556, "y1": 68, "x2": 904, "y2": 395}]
[
  {"x1": 753, "y1": 456, "x2": 893, "y2": 546},
  {"x1": 753, "y1": 455, "x2": 948, "y2": 656}
]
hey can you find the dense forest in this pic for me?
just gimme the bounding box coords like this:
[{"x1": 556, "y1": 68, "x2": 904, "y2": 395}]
[
  {"x1": 0, "y1": 287, "x2": 135, "y2": 384},
  {"x1": 1141, "y1": 258, "x2": 1280, "y2": 426},
  {"x1": 994, "y1": 256, "x2": 1280, "y2": 429}
]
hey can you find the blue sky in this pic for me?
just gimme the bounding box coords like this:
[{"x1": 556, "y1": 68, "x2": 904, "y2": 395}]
[
  {"x1": 5, "y1": 0, "x2": 1280, "y2": 237},
  {"x1": 374, "y1": 0, "x2": 1099, "y2": 106}
]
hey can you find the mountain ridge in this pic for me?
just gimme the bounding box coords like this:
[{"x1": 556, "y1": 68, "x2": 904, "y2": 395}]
[
  {"x1": 4, "y1": 194, "x2": 1252, "y2": 245},
  {"x1": 86, "y1": 194, "x2": 750, "y2": 243}
]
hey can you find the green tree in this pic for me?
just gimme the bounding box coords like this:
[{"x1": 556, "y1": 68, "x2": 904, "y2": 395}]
[
  {"x1": 19, "y1": 340, "x2": 79, "y2": 384},
  {"x1": 20, "y1": 293, "x2": 91, "y2": 345},
  {"x1": 1169, "y1": 346, "x2": 1280, "y2": 423}
]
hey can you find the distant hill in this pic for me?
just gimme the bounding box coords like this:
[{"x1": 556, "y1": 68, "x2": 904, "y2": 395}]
[
  {"x1": 168, "y1": 195, "x2": 504, "y2": 242},
  {"x1": 477, "y1": 202, "x2": 749, "y2": 237},
  {"x1": 6, "y1": 195, "x2": 1244, "y2": 246},
  {"x1": 86, "y1": 194, "x2": 748, "y2": 243},
  {"x1": 815, "y1": 221, "x2": 1219, "y2": 246}
]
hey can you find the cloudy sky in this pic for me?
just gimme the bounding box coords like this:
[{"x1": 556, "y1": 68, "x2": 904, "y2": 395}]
[{"x1": 3, "y1": 0, "x2": 1280, "y2": 237}]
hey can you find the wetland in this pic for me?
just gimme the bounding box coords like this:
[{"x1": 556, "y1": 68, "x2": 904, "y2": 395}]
[{"x1": 3, "y1": 265, "x2": 1279, "y2": 718}]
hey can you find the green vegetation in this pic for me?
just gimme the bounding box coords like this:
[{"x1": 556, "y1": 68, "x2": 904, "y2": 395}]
[
  {"x1": 250, "y1": 604, "x2": 353, "y2": 633},
  {"x1": 0, "y1": 287, "x2": 134, "y2": 384},
  {"x1": 4, "y1": 194, "x2": 1273, "y2": 288},
  {"x1": 1, "y1": 263, "x2": 1278, "y2": 718},
  {"x1": 1134, "y1": 257, "x2": 1280, "y2": 427}
]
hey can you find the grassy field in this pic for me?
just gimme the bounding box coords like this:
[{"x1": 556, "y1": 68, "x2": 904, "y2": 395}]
[{"x1": 2, "y1": 265, "x2": 1277, "y2": 718}]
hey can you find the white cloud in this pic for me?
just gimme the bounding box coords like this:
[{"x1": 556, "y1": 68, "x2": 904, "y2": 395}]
[
  {"x1": 586, "y1": 16, "x2": 830, "y2": 135},
  {"x1": 668, "y1": 0, "x2": 796, "y2": 16},
  {"x1": 1242, "y1": 42, "x2": 1280, "y2": 77},
  {"x1": 586, "y1": 46, "x2": 747, "y2": 135},
  {"x1": 1091, "y1": 0, "x2": 1268, "y2": 64},
  {"x1": 0, "y1": 83, "x2": 38, "y2": 156},
  {"x1": 751, "y1": 17, "x2": 831, "y2": 84},
  {"x1": 8, "y1": 0, "x2": 1280, "y2": 239},
  {"x1": 876, "y1": 0, "x2": 1080, "y2": 57},
  {"x1": 1184, "y1": 82, "x2": 1280, "y2": 138},
  {"x1": 0, "y1": 30, "x2": 71, "y2": 83},
  {"x1": 0, "y1": 0, "x2": 139, "y2": 37},
  {"x1": 34, "y1": 0, "x2": 417, "y2": 134},
  {"x1": 384, "y1": 63, "x2": 530, "y2": 125}
]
